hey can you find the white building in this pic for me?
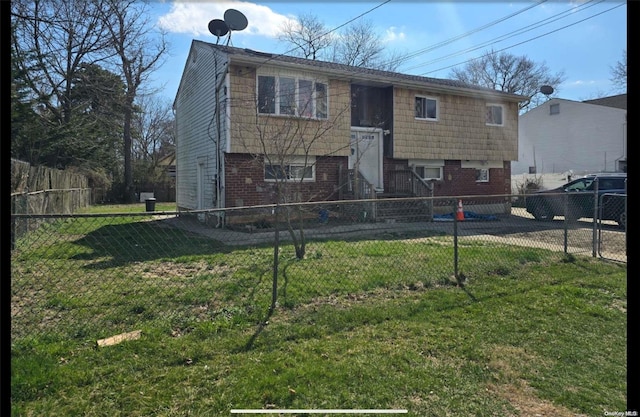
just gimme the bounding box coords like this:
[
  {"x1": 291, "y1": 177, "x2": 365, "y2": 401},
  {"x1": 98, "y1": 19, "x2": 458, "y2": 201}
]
[{"x1": 513, "y1": 94, "x2": 626, "y2": 176}]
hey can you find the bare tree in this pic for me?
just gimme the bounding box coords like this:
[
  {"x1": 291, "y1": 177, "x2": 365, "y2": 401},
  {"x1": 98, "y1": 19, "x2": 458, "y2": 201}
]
[
  {"x1": 231, "y1": 71, "x2": 353, "y2": 261},
  {"x1": 449, "y1": 49, "x2": 565, "y2": 112},
  {"x1": 278, "y1": 12, "x2": 333, "y2": 60},
  {"x1": 10, "y1": 0, "x2": 112, "y2": 133},
  {"x1": 278, "y1": 14, "x2": 400, "y2": 71},
  {"x1": 132, "y1": 95, "x2": 174, "y2": 162},
  {"x1": 610, "y1": 49, "x2": 626, "y2": 92},
  {"x1": 332, "y1": 19, "x2": 383, "y2": 68},
  {"x1": 11, "y1": 0, "x2": 170, "y2": 202},
  {"x1": 130, "y1": 95, "x2": 175, "y2": 197},
  {"x1": 100, "y1": 0, "x2": 168, "y2": 203}
]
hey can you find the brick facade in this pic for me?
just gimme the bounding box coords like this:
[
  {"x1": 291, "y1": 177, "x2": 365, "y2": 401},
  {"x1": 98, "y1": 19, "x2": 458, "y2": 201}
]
[
  {"x1": 226, "y1": 152, "x2": 511, "y2": 209},
  {"x1": 436, "y1": 160, "x2": 511, "y2": 197},
  {"x1": 383, "y1": 158, "x2": 510, "y2": 199},
  {"x1": 224, "y1": 153, "x2": 347, "y2": 207}
]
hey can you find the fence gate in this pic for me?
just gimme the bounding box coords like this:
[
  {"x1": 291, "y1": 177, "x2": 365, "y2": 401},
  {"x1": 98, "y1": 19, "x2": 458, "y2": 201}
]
[{"x1": 597, "y1": 193, "x2": 627, "y2": 262}]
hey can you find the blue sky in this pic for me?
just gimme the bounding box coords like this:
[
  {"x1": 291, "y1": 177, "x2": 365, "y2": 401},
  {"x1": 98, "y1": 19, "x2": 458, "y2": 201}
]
[{"x1": 147, "y1": 1, "x2": 627, "y2": 104}]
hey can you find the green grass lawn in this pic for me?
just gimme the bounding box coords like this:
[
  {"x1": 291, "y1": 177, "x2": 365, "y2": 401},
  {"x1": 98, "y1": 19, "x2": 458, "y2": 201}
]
[
  {"x1": 81, "y1": 202, "x2": 178, "y2": 213},
  {"x1": 10, "y1": 209, "x2": 627, "y2": 416}
]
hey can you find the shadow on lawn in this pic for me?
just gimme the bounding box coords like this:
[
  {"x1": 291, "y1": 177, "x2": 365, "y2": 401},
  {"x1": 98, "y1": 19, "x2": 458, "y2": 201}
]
[{"x1": 70, "y1": 218, "x2": 236, "y2": 269}]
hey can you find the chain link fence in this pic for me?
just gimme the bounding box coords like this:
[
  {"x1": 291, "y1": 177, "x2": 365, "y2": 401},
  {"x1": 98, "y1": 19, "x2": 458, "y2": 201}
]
[
  {"x1": 11, "y1": 194, "x2": 626, "y2": 347},
  {"x1": 11, "y1": 188, "x2": 92, "y2": 246},
  {"x1": 598, "y1": 192, "x2": 627, "y2": 261}
]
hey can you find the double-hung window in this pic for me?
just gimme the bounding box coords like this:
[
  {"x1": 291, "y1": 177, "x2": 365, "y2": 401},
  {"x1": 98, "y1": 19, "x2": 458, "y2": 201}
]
[
  {"x1": 485, "y1": 104, "x2": 504, "y2": 126},
  {"x1": 258, "y1": 75, "x2": 328, "y2": 119},
  {"x1": 415, "y1": 96, "x2": 438, "y2": 120}
]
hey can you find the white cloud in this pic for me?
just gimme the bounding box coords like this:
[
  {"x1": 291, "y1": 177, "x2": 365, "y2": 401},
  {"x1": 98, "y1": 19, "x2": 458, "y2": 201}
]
[
  {"x1": 569, "y1": 80, "x2": 597, "y2": 87},
  {"x1": 383, "y1": 26, "x2": 406, "y2": 43},
  {"x1": 157, "y1": 1, "x2": 293, "y2": 38}
]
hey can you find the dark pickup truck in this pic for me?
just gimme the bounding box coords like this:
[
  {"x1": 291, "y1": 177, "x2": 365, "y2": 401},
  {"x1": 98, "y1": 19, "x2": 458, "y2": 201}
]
[{"x1": 525, "y1": 173, "x2": 627, "y2": 227}]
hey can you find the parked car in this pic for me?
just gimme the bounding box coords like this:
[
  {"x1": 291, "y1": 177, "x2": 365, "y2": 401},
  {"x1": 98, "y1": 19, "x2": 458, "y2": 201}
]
[{"x1": 525, "y1": 173, "x2": 627, "y2": 227}]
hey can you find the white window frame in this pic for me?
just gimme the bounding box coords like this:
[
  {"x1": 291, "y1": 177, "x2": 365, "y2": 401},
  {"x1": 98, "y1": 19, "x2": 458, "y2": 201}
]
[
  {"x1": 264, "y1": 156, "x2": 316, "y2": 182},
  {"x1": 415, "y1": 96, "x2": 438, "y2": 121},
  {"x1": 462, "y1": 160, "x2": 502, "y2": 183},
  {"x1": 257, "y1": 74, "x2": 328, "y2": 119},
  {"x1": 409, "y1": 159, "x2": 443, "y2": 180},
  {"x1": 475, "y1": 168, "x2": 490, "y2": 182},
  {"x1": 485, "y1": 103, "x2": 504, "y2": 126}
]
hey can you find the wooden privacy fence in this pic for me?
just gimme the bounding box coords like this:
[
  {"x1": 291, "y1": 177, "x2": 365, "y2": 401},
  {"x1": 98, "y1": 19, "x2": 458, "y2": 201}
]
[
  {"x1": 11, "y1": 188, "x2": 92, "y2": 215},
  {"x1": 11, "y1": 189, "x2": 92, "y2": 247},
  {"x1": 11, "y1": 158, "x2": 88, "y2": 193},
  {"x1": 11, "y1": 158, "x2": 91, "y2": 214},
  {"x1": 11, "y1": 159, "x2": 92, "y2": 245}
]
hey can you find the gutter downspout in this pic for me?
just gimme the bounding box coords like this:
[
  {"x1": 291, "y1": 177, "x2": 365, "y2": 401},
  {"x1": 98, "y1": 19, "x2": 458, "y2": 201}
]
[{"x1": 213, "y1": 55, "x2": 228, "y2": 227}]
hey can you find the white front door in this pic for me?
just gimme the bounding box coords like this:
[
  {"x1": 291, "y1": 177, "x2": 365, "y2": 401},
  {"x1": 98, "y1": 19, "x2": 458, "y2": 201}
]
[{"x1": 349, "y1": 128, "x2": 383, "y2": 190}]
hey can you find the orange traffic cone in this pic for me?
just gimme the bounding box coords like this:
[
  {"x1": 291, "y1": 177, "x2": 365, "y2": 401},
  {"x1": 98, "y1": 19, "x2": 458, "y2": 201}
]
[{"x1": 456, "y1": 199, "x2": 465, "y2": 221}]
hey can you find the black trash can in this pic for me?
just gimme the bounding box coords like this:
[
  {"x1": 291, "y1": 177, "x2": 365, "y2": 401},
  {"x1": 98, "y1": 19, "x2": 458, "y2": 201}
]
[{"x1": 145, "y1": 198, "x2": 156, "y2": 212}]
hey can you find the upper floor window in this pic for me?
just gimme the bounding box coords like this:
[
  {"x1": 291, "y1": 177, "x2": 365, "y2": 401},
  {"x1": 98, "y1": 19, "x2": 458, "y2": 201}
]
[
  {"x1": 485, "y1": 104, "x2": 504, "y2": 126},
  {"x1": 258, "y1": 75, "x2": 328, "y2": 119},
  {"x1": 415, "y1": 96, "x2": 438, "y2": 120},
  {"x1": 549, "y1": 103, "x2": 560, "y2": 115}
]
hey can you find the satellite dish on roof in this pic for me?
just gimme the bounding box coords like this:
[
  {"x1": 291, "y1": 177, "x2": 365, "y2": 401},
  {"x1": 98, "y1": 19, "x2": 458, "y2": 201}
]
[
  {"x1": 208, "y1": 19, "x2": 229, "y2": 37},
  {"x1": 540, "y1": 85, "x2": 554, "y2": 96},
  {"x1": 207, "y1": 9, "x2": 248, "y2": 46},
  {"x1": 224, "y1": 9, "x2": 248, "y2": 31}
]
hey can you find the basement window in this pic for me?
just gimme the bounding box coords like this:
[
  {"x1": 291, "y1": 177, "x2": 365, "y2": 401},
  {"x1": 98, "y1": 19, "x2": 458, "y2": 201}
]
[
  {"x1": 264, "y1": 157, "x2": 315, "y2": 182},
  {"x1": 475, "y1": 168, "x2": 489, "y2": 182},
  {"x1": 410, "y1": 159, "x2": 444, "y2": 180}
]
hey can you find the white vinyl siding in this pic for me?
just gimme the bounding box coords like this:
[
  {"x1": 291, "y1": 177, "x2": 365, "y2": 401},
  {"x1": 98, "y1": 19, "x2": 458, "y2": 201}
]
[
  {"x1": 514, "y1": 98, "x2": 627, "y2": 175},
  {"x1": 174, "y1": 43, "x2": 227, "y2": 210}
]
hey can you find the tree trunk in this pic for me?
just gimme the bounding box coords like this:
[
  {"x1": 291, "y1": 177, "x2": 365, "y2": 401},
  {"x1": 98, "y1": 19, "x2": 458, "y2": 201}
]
[{"x1": 122, "y1": 103, "x2": 135, "y2": 203}]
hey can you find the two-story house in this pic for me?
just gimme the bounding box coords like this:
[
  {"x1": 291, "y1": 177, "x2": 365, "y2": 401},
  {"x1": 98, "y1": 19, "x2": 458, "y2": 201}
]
[
  {"x1": 513, "y1": 94, "x2": 627, "y2": 176},
  {"x1": 174, "y1": 40, "x2": 525, "y2": 225}
]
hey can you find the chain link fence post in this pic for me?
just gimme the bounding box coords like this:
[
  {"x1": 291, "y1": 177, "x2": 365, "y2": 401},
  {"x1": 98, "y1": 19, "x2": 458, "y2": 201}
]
[
  {"x1": 592, "y1": 178, "x2": 599, "y2": 258},
  {"x1": 271, "y1": 206, "x2": 280, "y2": 313},
  {"x1": 453, "y1": 199, "x2": 459, "y2": 282}
]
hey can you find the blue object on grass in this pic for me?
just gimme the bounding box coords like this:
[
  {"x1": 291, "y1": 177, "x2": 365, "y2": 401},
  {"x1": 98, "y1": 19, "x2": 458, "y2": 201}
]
[{"x1": 433, "y1": 211, "x2": 498, "y2": 221}]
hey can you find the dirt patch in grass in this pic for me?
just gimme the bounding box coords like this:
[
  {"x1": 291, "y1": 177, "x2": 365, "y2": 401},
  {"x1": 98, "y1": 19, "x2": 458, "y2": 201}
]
[
  {"x1": 487, "y1": 345, "x2": 588, "y2": 417},
  {"x1": 138, "y1": 260, "x2": 233, "y2": 280},
  {"x1": 488, "y1": 382, "x2": 588, "y2": 417}
]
